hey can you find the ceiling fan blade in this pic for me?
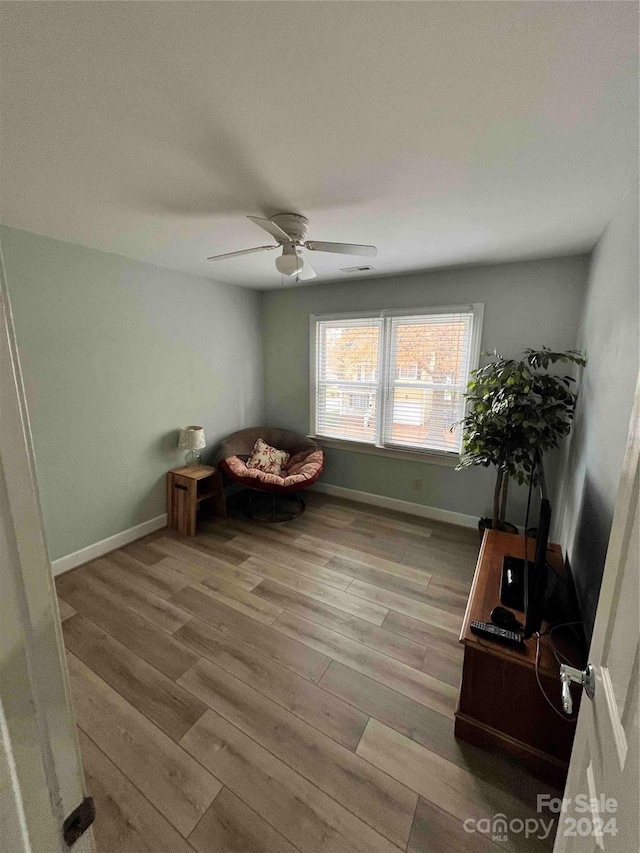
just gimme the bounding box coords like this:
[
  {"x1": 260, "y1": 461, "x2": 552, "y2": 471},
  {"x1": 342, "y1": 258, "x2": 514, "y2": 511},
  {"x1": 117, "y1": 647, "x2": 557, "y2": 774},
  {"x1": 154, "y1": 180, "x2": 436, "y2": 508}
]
[
  {"x1": 207, "y1": 245, "x2": 277, "y2": 261},
  {"x1": 304, "y1": 240, "x2": 377, "y2": 257},
  {"x1": 247, "y1": 215, "x2": 292, "y2": 243},
  {"x1": 296, "y1": 252, "x2": 317, "y2": 281}
]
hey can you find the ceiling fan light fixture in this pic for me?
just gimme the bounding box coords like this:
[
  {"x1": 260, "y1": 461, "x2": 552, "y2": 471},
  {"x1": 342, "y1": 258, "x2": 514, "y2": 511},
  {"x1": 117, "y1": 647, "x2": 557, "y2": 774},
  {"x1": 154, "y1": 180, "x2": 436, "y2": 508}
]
[
  {"x1": 206, "y1": 214, "x2": 376, "y2": 282},
  {"x1": 275, "y1": 249, "x2": 303, "y2": 277}
]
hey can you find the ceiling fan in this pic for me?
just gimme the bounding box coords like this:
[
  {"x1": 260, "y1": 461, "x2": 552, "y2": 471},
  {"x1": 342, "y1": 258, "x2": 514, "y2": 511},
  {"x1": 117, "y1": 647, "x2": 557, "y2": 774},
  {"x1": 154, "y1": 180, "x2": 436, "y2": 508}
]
[{"x1": 207, "y1": 213, "x2": 377, "y2": 280}]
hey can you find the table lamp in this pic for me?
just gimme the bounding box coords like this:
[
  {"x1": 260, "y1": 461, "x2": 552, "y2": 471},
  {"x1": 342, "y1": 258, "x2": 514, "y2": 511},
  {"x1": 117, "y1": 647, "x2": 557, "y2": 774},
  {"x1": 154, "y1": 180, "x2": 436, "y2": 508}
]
[{"x1": 178, "y1": 426, "x2": 206, "y2": 466}]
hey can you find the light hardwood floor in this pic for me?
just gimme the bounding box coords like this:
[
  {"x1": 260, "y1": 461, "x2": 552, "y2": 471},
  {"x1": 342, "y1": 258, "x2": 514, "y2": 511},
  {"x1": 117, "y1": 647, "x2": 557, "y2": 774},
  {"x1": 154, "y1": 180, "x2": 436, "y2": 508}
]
[{"x1": 56, "y1": 492, "x2": 559, "y2": 853}]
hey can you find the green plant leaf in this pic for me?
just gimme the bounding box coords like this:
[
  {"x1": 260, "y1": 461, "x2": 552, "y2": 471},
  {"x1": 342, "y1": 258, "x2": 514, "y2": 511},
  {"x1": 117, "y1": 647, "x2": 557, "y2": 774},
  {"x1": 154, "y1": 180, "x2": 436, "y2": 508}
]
[{"x1": 457, "y1": 347, "x2": 585, "y2": 520}]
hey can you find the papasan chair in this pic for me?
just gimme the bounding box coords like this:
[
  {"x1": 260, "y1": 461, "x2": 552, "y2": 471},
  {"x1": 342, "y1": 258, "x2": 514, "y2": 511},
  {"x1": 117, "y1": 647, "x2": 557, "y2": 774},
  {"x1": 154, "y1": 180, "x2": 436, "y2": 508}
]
[{"x1": 216, "y1": 427, "x2": 324, "y2": 522}]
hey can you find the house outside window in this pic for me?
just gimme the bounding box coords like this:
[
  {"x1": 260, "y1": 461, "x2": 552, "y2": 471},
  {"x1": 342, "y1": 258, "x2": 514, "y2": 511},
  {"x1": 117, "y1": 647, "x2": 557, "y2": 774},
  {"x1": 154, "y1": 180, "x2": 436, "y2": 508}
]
[
  {"x1": 395, "y1": 364, "x2": 419, "y2": 380},
  {"x1": 311, "y1": 305, "x2": 484, "y2": 455},
  {"x1": 347, "y1": 392, "x2": 370, "y2": 409},
  {"x1": 355, "y1": 364, "x2": 377, "y2": 381}
]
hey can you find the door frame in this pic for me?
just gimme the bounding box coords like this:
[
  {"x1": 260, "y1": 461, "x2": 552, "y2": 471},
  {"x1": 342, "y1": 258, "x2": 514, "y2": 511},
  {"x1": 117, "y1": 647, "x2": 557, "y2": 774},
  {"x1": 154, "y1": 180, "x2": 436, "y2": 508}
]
[{"x1": 0, "y1": 242, "x2": 93, "y2": 851}]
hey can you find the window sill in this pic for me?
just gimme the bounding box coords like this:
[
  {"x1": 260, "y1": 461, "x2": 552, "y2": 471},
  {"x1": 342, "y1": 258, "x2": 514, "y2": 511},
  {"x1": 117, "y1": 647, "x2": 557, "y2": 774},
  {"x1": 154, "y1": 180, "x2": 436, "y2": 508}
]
[{"x1": 308, "y1": 435, "x2": 461, "y2": 468}]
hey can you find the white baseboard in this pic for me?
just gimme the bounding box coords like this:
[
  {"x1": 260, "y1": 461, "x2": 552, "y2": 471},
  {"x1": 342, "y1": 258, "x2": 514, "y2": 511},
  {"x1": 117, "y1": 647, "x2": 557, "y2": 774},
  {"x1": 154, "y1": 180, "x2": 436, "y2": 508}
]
[
  {"x1": 312, "y1": 483, "x2": 478, "y2": 529},
  {"x1": 51, "y1": 514, "x2": 168, "y2": 577}
]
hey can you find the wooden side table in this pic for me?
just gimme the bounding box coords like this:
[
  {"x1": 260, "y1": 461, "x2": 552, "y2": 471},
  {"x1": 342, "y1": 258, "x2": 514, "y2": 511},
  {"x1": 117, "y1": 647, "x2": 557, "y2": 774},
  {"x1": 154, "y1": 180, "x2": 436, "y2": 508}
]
[{"x1": 167, "y1": 465, "x2": 227, "y2": 537}]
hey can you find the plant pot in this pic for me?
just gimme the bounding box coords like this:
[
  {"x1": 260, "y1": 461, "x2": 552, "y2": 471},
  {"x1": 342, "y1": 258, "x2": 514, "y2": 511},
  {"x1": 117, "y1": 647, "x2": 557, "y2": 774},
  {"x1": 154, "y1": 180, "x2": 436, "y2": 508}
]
[{"x1": 478, "y1": 517, "x2": 518, "y2": 543}]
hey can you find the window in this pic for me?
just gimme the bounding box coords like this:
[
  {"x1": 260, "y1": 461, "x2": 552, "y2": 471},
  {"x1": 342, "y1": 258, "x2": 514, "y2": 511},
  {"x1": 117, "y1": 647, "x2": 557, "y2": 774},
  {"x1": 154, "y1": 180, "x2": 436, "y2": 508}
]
[
  {"x1": 313, "y1": 317, "x2": 380, "y2": 443},
  {"x1": 395, "y1": 364, "x2": 419, "y2": 380},
  {"x1": 355, "y1": 364, "x2": 376, "y2": 381},
  {"x1": 311, "y1": 305, "x2": 483, "y2": 455},
  {"x1": 346, "y1": 393, "x2": 371, "y2": 409}
]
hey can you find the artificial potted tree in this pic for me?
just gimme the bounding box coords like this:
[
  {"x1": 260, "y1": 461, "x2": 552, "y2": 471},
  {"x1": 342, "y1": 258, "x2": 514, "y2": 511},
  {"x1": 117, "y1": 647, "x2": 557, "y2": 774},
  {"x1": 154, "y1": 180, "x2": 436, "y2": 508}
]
[{"x1": 456, "y1": 348, "x2": 585, "y2": 537}]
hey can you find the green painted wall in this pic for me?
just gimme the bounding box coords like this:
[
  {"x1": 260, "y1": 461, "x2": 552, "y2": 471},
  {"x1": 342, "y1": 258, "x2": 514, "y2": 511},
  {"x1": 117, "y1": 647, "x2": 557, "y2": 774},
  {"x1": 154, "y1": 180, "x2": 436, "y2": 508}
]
[
  {"x1": 0, "y1": 225, "x2": 593, "y2": 560},
  {"x1": 1, "y1": 226, "x2": 264, "y2": 560},
  {"x1": 262, "y1": 255, "x2": 589, "y2": 524}
]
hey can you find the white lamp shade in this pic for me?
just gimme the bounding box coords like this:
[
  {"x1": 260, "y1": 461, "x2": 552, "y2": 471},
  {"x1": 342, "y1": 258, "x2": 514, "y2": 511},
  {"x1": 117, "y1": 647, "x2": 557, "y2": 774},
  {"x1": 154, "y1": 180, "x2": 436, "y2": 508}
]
[
  {"x1": 275, "y1": 249, "x2": 303, "y2": 277},
  {"x1": 178, "y1": 426, "x2": 206, "y2": 450}
]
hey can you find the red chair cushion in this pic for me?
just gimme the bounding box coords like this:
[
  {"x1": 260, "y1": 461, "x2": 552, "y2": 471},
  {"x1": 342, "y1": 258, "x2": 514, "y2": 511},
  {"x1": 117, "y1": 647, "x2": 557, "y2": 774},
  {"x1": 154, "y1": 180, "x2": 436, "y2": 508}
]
[{"x1": 221, "y1": 448, "x2": 324, "y2": 494}]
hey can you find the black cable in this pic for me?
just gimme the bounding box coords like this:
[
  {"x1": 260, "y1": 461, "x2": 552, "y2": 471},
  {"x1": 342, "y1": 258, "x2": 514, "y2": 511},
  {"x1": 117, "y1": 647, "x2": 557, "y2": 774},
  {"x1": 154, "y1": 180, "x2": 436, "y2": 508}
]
[
  {"x1": 535, "y1": 632, "x2": 577, "y2": 723},
  {"x1": 545, "y1": 620, "x2": 584, "y2": 668}
]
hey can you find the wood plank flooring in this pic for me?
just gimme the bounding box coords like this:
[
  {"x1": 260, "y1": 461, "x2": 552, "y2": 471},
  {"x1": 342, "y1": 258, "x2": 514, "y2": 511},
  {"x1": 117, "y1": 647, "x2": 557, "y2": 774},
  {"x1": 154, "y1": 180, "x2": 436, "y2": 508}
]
[{"x1": 56, "y1": 491, "x2": 559, "y2": 852}]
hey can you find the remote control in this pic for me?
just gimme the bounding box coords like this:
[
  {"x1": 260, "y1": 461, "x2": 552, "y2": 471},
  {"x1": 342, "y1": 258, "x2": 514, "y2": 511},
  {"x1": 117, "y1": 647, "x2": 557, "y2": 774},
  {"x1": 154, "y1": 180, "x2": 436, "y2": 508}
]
[{"x1": 470, "y1": 620, "x2": 524, "y2": 646}]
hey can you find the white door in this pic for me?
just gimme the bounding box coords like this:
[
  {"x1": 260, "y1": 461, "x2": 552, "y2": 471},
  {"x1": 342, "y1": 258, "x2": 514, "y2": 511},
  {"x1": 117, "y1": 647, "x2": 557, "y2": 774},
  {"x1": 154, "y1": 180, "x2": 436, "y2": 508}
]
[
  {"x1": 0, "y1": 250, "x2": 94, "y2": 850},
  {"x1": 553, "y1": 378, "x2": 639, "y2": 852}
]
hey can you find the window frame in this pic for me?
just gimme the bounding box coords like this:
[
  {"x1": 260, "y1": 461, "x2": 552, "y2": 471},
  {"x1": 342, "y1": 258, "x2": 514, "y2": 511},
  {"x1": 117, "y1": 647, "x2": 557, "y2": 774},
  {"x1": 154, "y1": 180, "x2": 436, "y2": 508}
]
[{"x1": 309, "y1": 304, "x2": 484, "y2": 463}]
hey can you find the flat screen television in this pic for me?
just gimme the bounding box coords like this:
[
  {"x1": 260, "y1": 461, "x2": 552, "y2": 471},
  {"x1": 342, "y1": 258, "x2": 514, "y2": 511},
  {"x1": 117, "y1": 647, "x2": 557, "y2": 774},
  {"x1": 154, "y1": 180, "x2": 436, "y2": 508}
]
[
  {"x1": 523, "y1": 458, "x2": 551, "y2": 639},
  {"x1": 500, "y1": 454, "x2": 551, "y2": 638}
]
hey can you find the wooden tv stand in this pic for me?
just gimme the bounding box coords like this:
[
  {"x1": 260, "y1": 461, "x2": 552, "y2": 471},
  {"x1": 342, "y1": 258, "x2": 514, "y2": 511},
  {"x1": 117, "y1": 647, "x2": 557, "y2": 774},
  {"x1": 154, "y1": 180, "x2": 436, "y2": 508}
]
[{"x1": 455, "y1": 529, "x2": 583, "y2": 789}]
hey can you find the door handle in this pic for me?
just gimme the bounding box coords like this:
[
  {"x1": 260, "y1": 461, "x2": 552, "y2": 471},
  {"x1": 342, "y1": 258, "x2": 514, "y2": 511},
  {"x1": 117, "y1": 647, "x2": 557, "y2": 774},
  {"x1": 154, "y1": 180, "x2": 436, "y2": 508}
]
[{"x1": 559, "y1": 663, "x2": 595, "y2": 715}]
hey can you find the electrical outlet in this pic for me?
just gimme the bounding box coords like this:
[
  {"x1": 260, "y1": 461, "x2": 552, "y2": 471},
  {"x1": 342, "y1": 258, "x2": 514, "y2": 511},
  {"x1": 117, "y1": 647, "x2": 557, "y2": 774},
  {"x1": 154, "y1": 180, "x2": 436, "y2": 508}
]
[{"x1": 412, "y1": 478, "x2": 422, "y2": 491}]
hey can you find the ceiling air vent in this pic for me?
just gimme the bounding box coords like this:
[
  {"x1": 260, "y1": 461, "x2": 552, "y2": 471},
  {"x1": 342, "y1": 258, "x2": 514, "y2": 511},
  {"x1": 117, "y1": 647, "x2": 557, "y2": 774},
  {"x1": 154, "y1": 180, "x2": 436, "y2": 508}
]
[{"x1": 339, "y1": 265, "x2": 375, "y2": 274}]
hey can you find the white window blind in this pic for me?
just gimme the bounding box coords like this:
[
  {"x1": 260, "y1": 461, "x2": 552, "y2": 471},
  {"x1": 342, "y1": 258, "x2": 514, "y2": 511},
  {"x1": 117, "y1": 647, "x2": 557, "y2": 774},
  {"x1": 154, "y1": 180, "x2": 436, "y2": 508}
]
[
  {"x1": 315, "y1": 317, "x2": 382, "y2": 443},
  {"x1": 312, "y1": 305, "x2": 482, "y2": 456},
  {"x1": 383, "y1": 311, "x2": 474, "y2": 453}
]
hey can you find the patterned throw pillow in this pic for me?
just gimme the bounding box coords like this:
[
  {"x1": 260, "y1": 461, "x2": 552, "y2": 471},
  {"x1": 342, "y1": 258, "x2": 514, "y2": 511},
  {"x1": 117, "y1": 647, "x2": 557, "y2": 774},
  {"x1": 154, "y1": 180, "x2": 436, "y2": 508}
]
[{"x1": 246, "y1": 438, "x2": 290, "y2": 476}]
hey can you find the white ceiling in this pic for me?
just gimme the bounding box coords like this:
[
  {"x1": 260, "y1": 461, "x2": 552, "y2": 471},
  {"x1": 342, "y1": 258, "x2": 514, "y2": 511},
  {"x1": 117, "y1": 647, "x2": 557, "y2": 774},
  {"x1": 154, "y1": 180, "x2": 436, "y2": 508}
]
[{"x1": 1, "y1": 2, "x2": 637, "y2": 290}]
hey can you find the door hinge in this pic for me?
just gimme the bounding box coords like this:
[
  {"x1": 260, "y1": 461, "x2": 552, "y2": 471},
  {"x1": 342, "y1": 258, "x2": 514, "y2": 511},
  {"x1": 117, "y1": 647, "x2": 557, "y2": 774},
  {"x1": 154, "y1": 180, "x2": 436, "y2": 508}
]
[{"x1": 63, "y1": 797, "x2": 95, "y2": 847}]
